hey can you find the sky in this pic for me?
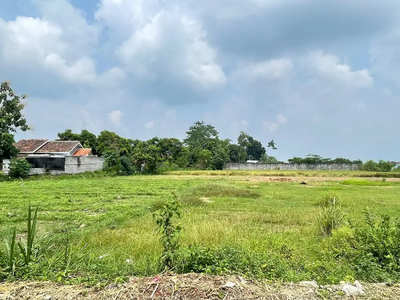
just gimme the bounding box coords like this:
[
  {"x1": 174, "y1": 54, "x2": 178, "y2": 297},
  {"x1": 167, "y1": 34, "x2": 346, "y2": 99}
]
[{"x1": 1, "y1": 0, "x2": 400, "y2": 162}]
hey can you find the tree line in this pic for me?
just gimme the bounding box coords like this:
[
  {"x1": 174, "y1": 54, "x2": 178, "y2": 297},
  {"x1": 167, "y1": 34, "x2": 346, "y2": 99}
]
[
  {"x1": 55, "y1": 123, "x2": 278, "y2": 174},
  {"x1": 0, "y1": 81, "x2": 397, "y2": 175}
]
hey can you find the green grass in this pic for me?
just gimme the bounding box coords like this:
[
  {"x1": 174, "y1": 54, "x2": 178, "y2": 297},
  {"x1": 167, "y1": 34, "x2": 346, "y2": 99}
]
[
  {"x1": 1, "y1": 173, "x2": 400, "y2": 284},
  {"x1": 166, "y1": 169, "x2": 400, "y2": 178}
]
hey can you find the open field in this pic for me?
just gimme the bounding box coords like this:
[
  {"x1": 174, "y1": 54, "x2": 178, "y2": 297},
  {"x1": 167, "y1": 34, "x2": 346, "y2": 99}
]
[{"x1": 1, "y1": 171, "x2": 400, "y2": 291}]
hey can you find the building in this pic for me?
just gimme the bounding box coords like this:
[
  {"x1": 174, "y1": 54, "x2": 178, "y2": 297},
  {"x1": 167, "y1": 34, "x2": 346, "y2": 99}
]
[{"x1": 2, "y1": 139, "x2": 104, "y2": 175}]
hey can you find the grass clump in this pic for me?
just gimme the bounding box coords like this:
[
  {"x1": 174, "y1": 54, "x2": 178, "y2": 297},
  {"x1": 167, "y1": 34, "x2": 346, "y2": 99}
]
[
  {"x1": 341, "y1": 179, "x2": 392, "y2": 186},
  {"x1": 191, "y1": 184, "x2": 260, "y2": 198},
  {"x1": 317, "y1": 195, "x2": 344, "y2": 237}
]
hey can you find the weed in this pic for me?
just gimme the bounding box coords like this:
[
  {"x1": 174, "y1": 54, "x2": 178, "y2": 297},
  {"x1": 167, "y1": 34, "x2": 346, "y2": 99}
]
[
  {"x1": 317, "y1": 195, "x2": 344, "y2": 237},
  {"x1": 180, "y1": 195, "x2": 206, "y2": 206},
  {"x1": 153, "y1": 195, "x2": 183, "y2": 271},
  {"x1": 18, "y1": 205, "x2": 39, "y2": 265}
]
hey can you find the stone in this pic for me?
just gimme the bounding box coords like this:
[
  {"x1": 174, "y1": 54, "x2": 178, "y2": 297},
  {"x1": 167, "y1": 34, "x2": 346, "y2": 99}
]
[
  {"x1": 342, "y1": 281, "x2": 364, "y2": 296},
  {"x1": 43, "y1": 295, "x2": 52, "y2": 300},
  {"x1": 299, "y1": 281, "x2": 319, "y2": 289},
  {"x1": 222, "y1": 282, "x2": 236, "y2": 289}
]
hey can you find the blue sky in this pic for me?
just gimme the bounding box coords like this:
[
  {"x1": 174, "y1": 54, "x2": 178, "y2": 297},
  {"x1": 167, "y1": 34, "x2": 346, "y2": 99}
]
[{"x1": 1, "y1": 0, "x2": 400, "y2": 161}]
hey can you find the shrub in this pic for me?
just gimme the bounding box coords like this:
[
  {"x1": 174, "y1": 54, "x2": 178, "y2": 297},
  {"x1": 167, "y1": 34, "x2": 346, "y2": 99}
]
[
  {"x1": 328, "y1": 212, "x2": 400, "y2": 281},
  {"x1": 119, "y1": 155, "x2": 134, "y2": 176},
  {"x1": 153, "y1": 196, "x2": 182, "y2": 271},
  {"x1": 317, "y1": 195, "x2": 344, "y2": 237},
  {"x1": 9, "y1": 158, "x2": 31, "y2": 178}
]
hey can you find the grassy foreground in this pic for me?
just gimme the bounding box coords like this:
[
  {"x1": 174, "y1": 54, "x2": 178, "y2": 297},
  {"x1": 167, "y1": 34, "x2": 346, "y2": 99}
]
[{"x1": 1, "y1": 172, "x2": 400, "y2": 285}]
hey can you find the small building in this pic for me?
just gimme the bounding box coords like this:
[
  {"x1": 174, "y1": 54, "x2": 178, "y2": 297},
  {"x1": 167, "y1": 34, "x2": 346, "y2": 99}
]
[
  {"x1": 246, "y1": 160, "x2": 259, "y2": 164},
  {"x1": 3, "y1": 139, "x2": 104, "y2": 175}
]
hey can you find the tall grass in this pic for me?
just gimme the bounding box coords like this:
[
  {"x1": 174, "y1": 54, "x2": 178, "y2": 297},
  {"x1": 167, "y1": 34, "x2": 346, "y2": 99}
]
[{"x1": 317, "y1": 195, "x2": 344, "y2": 237}]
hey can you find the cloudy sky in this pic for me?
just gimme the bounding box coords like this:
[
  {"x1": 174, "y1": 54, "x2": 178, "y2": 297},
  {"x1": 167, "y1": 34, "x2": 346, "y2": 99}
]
[{"x1": 1, "y1": 0, "x2": 399, "y2": 161}]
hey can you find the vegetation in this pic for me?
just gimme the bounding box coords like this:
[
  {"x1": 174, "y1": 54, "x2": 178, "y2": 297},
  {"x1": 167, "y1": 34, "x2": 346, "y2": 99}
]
[
  {"x1": 9, "y1": 158, "x2": 31, "y2": 178},
  {"x1": 1, "y1": 173, "x2": 400, "y2": 285},
  {"x1": 0, "y1": 82, "x2": 30, "y2": 161}
]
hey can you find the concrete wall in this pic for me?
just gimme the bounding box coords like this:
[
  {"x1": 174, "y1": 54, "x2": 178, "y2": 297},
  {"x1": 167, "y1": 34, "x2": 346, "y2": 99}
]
[
  {"x1": 65, "y1": 156, "x2": 104, "y2": 174},
  {"x1": 224, "y1": 162, "x2": 361, "y2": 171},
  {"x1": 29, "y1": 156, "x2": 104, "y2": 175}
]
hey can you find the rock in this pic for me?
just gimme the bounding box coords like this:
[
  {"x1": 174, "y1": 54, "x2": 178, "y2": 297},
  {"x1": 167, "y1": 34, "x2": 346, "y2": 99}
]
[
  {"x1": 80, "y1": 224, "x2": 85, "y2": 228},
  {"x1": 7, "y1": 212, "x2": 14, "y2": 218},
  {"x1": 342, "y1": 281, "x2": 364, "y2": 296},
  {"x1": 299, "y1": 281, "x2": 318, "y2": 289},
  {"x1": 43, "y1": 295, "x2": 52, "y2": 300},
  {"x1": 222, "y1": 282, "x2": 236, "y2": 289},
  {"x1": 238, "y1": 276, "x2": 247, "y2": 284}
]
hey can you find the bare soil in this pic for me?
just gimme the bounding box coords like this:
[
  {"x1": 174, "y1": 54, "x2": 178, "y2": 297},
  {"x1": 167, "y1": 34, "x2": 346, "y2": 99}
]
[{"x1": 1, "y1": 274, "x2": 399, "y2": 300}]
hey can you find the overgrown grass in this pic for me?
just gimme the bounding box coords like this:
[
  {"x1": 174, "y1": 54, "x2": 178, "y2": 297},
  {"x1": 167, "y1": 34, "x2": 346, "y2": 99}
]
[{"x1": 1, "y1": 174, "x2": 400, "y2": 284}]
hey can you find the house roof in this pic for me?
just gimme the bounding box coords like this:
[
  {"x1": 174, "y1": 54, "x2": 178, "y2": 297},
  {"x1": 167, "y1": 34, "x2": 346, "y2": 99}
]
[
  {"x1": 35, "y1": 141, "x2": 81, "y2": 154},
  {"x1": 73, "y1": 149, "x2": 92, "y2": 156},
  {"x1": 14, "y1": 139, "x2": 49, "y2": 153}
]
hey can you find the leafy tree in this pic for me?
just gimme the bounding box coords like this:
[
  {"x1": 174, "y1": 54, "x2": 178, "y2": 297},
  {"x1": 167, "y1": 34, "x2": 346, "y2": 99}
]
[
  {"x1": 132, "y1": 140, "x2": 162, "y2": 173},
  {"x1": 0, "y1": 82, "x2": 30, "y2": 160},
  {"x1": 57, "y1": 129, "x2": 81, "y2": 141},
  {"x1": 97, "y1": 130, "x2": 122, "y2": 156},
  {"x1": 80, "y1": 130, "x2": 98, "y2": 154},
  {"x1": 184, "y1": 121, "x2": 229, "y2": 169},
  {"x1": 58, "y1": 129, "x2": 99, "y2": 154},
  {"x1": 184, "y1": 121, "x2": 219, "y2": 152},
  {"x1": 259, "y1": 154, "x2": 281, "y2": 163},
  {"x1": 0, "y1": 133, "x2": 19, "y2": 160}
]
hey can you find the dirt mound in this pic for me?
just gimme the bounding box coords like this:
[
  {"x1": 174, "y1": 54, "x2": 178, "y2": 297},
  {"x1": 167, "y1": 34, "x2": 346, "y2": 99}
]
[{"x1": 1, "y1": 274, "x2": 399, "y2": 300}]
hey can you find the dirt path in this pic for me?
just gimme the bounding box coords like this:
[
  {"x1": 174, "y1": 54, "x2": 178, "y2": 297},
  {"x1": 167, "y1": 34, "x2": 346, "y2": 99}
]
[{"x1": 1, "y1": 274, "x2": 399, "y2": 300}]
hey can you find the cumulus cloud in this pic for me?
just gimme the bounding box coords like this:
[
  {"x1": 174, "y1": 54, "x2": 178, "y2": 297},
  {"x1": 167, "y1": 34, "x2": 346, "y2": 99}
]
[
  {"x1": 263, "y1": 114, "x2": 287, "y2": 132},
  {"x1": 237, "y1": 58, "x2": 293, "y2": 80},
  {"x1": 4, "y1": 0, "x2": 400, "y2": 162},
  {"x1": 312, "y1": 51, "x2": 374, "y2": 88},
  {"x1": 108, "y1": 110, "x2": 123, "y2": 127}
]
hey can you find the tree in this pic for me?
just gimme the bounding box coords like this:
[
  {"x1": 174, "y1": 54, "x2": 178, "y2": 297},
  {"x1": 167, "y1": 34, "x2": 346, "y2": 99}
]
[
  {"x1": 184, "y1": 121, "x2": 219, "y2": 152},
  {"x1": 57, "y1": 129, "x2": 81, "y2": 141},
  {"x1": 237, "y1": 132, "x2": 266, "y2": 161},
  {"x1": 57, "y1": 129, "x2": 99, "y2": 154},
  {"x1": 96, "y1": 130, "x2": 122, "y2": 156},
  {"x1": 184, "y1": 121, "x2": 228, "y2": 169},
  {"x1": 0, "y1": 82, "x2": 30, "y2": 160}
]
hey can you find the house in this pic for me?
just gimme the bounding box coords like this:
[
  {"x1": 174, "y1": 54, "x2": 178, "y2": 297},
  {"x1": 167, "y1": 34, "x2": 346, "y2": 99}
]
[
  {"x1": 14, "y1": 139, "x2": 49, "y2": 157},
  {"x1": 2, "y1": 139, "x2": 104, "y2": 175}
]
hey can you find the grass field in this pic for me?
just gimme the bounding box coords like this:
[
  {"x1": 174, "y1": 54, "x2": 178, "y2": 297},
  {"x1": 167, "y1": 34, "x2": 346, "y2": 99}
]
[{"x1": 1, "y1": 171, "x2": 400, "y2": 285}]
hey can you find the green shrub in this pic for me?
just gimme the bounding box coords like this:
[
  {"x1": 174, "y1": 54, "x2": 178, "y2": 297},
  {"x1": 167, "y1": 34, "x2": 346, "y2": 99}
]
[
  {"x1": 119, "y1": 155, "x2": 134, "y2": 176},
  {"x1": 328, "y1": 212, "x2": 400, "y2": 281},
  {"x1": 9, "y1": 158, "x2": 31, "y2": 178},
  {"x1": 317, "y1": 195, "x2": 344, "y2": 237},
  {"x1": 361, "y1": 160, "x2": 394, "y2": 172}
]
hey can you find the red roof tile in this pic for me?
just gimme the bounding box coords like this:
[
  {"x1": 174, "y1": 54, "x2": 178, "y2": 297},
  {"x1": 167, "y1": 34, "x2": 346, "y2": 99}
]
[
  {"x1": 73, "y1": 149, "x2": 92, "y2": 156},
  {"x1": 14, "y1": 139, "x2": 49, "y2": 153},
  {"x1": 36, "y1": 141, "x2": 81, "y2": 153}
]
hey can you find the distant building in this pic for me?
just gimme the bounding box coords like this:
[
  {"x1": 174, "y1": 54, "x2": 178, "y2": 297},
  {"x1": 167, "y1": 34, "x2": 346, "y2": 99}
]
[
  {"x1": 246, "y1": 160, "x2": 259, "y2": 164},
  {"x1": 2, "y1": 139, "x2": 103, "y2": 175}
]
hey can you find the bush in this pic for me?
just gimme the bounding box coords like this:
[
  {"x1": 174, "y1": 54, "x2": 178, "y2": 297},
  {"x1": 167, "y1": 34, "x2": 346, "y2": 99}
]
[
  {"x1": 361, "y1": 160, "x2": 394, "y2": 172},
  {"x1": 328, "y1": 212, "x2": 400, "y2": 281},
  {"x1": 119, "y1": 155, "x2": 134, "y2": 176},
  {"x1": 9, "y1": 158, "x2": 31, "y2": 178}
]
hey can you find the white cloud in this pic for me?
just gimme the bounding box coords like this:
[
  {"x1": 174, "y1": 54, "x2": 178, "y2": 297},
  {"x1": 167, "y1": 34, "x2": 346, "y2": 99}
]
[
  {"x1": 145, "y1": 121, "x2": 155, "y2": 129},
  {"x1": 263, "y1": 114, "x2": 287, "y2": 132},
  {"x1": 312, "y1": 51, "x2": 374, "y2": 88},
  {"x1": 98, "y1": 1, "x2": 226, "y2": 89},
  {"x1": 240, "y1": 120, "x2": 249, "y2": 127},
  {"x1": 247, "y1": 58, "x2": 293, "y2": 80},
  {"x1": 276, "y1": 114, "x2": 287, "y2": 125},
  {"x1": 108, "y1": 110, "x2": 123, "y2": 127}
]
